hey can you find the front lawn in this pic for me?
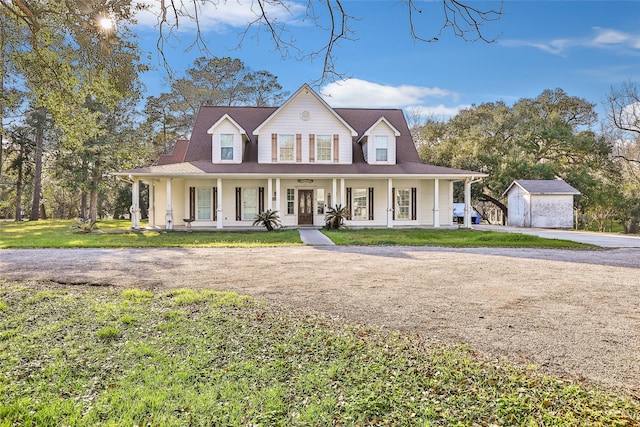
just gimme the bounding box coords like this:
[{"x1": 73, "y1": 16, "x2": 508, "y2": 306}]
[
  {"x1": 0, "y1": 220, "x2": 302, "y2": 248},
  {"x1": 1, "y1": 283, "x2": 637, "y2": 426},
  {"x1": 322, "y1": 227, "x2": 594, "y2": 248}
]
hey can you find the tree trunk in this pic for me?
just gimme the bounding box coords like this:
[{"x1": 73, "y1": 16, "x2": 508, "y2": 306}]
[
  {"x1": 89, "y1": 188, "x2": 98, "y2": 223},
  {"x1": 14, "y1": 144, "x2": 24, "y2": 221},
  {"x1": 89, "y1": 159, "x2": 100, "y2": 223},
  {"x1": 29, "y1": 108, "x2": 45, "y2": 221},
  {"x1": 81, "y1": 192, "x2": 88, "y2": 220},
  {"x1": 479, "y1": 193, "x2": 508, "y2": 225}
]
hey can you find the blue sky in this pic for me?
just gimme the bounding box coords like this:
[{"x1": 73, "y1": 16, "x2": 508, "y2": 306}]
[{"x1": 133, "y1": 1, "x2": 640, "y2": 120}]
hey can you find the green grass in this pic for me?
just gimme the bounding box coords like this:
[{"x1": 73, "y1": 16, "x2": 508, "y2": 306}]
[
  {"x1": 0, "y1": 220, "x2": 302, "y2": 248},
  {"x1": 323, "y1": 227, "x2": 595, "y2": 248},
  {"x1": 1, "y1": 282, "x2": 637, "y2": 426}
]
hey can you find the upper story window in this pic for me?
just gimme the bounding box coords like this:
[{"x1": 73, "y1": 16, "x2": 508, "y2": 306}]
[
  {"x1": 279, "y1": 134, "x2": 294, "y2": 161},
  {"x1": 375, "y1": 136, "x2": 388, "y2": 162},
  {"x1": 316, "y1": 135, "x2": 332, "y2": 161},
  {"x1": 220, "y1": 134, "x2": 234, "y2": 160}
]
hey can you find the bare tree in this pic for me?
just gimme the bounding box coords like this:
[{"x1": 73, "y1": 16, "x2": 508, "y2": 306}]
[
  {"x1": 2, "y1": 0, "x2": 503, "y2": 83},
  {"x1": 607, "y1": 81, "x2": 640, "y2": 164},
  {"x1": 152, "y1": 0, "x2": 503, "y2": 82}
]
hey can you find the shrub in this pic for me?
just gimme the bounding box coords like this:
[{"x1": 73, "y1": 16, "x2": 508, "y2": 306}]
[
  {"x1": 324, "y1": 204, "x2": 349, "y2": 229},
  {"x1": 70, "y1": 218, "x2": 98, "y2": 234},
  {"x1": 253, "y1": 209, "x2": 281, "y2": 231}
]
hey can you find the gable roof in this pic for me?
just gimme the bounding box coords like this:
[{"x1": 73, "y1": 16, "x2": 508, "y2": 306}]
[
  {"x1": 358, "y1": 116, "x2": 401, "y2": 143},
  {"x1": 503, "y1": 180, "x2": 581, "y2": 196},
  {"x1": 157, "y1": 139, "x2": 188, "y2": 165},
  {"x1": 252, "y1": 84, "x2": 358, "y2": 137},
  {"x1": 207, "y1": 113, "x2": 248, "y2": 136},
  {"x1": 118, "y1": 85, "x2": 486, "y2": 179}
]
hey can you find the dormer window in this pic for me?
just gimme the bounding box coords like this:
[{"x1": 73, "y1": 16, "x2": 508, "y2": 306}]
[
  {"x1": 220, "y1": 134, "x2": 234, "y2": 160},
  {"x1": 279, "y1": 134, "x2": 295, "y2": 161},
  {"x1": 375, "y1": 136, "x2": 389, "y2": 162}
]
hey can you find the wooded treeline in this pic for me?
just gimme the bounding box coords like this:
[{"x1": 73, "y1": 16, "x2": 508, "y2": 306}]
[
  {"x1": 0, "y1": 1, "x2": 639, "y2": 232},
  {"x1": 411, "y1": 86, "x2": 640, "y2": 232}
]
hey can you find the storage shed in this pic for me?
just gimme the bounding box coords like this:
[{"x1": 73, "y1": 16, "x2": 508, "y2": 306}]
[{"x1": 503, "y1": 180, "x2": 580, "y2": 228}]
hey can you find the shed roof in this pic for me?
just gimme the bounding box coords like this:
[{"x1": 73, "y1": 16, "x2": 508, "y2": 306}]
[{"x1": 503, "y1": 180, "x2": 581, "y2": 196}]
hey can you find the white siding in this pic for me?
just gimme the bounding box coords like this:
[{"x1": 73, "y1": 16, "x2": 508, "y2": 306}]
[
  {"x1": 150, "y1": 177, "x2": 457, "y2": 228},
  {"x1": 343, "y1": 179, "x2": 388, "y2": 227},
  {"x1": 209, "y1": 119, "x2": 243, "y2": 164},
  {"x1": 257, "y1": 91, "x2": 353, "y2": 164},
  {"x1": 276, "y1": 179, "x2": 335, "y2": 227},
  {"x1": 530, "y1": 195, "x2": 575, "y2": 228},
  {"x1": 507, "y1": 186, "x2": 528, "y2": 227},
  {"x1": 153, "y1": 178, "x2": 186, "y2": 228},
  {"x1": 364, "y1": 121, "x2": 397, "y2": 165}
]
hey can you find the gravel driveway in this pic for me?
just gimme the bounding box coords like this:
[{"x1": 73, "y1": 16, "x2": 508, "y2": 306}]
[{"x1": 1, "y1": 246, "x2": 638, "y2": 394}]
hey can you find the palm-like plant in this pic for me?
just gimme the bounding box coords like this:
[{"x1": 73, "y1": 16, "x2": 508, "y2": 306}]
[
  {"x1": 324, "y1": 204, "x2": 349, "y2": 229},
  {"x1": 253, "y1": 209, "x2": 281, "y2": 231}
]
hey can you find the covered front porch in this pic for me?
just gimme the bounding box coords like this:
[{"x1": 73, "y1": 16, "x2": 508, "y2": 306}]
[{"x1": 127, "y1": 175, "x2": 479, "y2": 230}]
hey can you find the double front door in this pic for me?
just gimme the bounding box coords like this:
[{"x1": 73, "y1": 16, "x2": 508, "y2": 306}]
[{"x1": 298, "y1": 189, "x2": 314, "y2": 225}]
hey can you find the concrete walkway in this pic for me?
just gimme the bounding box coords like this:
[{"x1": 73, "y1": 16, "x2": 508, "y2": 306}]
[
  {"x1": 475, "y1": 224, "x2": 640, "y2": 248},
  {"x1": 298, "y1": 228, "x2": 335, "y2": 246}
]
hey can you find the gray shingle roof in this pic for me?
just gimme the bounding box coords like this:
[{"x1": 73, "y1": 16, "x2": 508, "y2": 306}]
[
  {"x1": 118, "y1": 104, "x2": 484, "y2": 178},
  {"x1": 505, "y1": 180, "x2": 581, "y2": 196}
]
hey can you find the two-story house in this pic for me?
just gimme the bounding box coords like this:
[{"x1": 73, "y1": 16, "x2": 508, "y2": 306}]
[{"x1": 117, "y1": 84, "x2": 485, "y2": 229}]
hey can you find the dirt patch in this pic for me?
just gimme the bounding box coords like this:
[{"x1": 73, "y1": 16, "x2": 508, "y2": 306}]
[{"x1": 1, "y1": 246, "x2": 639, "y2": 395}]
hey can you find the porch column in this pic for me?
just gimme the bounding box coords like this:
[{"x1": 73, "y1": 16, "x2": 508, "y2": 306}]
[
  {"x1": 267, "y1": 178, "x2": 273, "y2": 211},
  {"x1": 165, "y1": 178, "x2": 173, "y2": 230},
  {"x1": 340, "y1": 179, "x2": 345, "y2": 206},
  {"x1": 275, "y1": 178, "x2": 281, "y2": 213},
  {"x1": 433, "y1": 178, "x2": 440, "y2": 228},
  {"x1": 387, "y1": 178, "x2": 393, "y2": 228},
  {"x1": 148, "y1": 182, "x2": 156, "y2": 228},
  {"x1": 216, "y1": 178, "x2": 223, "y2": 229},
  {"x1": 131, "y1": 178, "x2": 140, "y2": 230},
  {"x1": 332, "y1": 179, "x2": 337, "y2": 208},
  {"x1": 463, "y1": 178, "x2": 472, "y2": 229}
]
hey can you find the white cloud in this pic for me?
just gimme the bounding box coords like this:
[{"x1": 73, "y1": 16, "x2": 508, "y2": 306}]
[
  {"x1": 413, "y1": 104, "x2": 471, "y2": 119},
  {"x1": 592, "y1": 28, "x2": 630, "y2": 45},
  {"x1": 502, "y1": 27, "x2": 640, "y2": 55},
  {"x1": 134, "y1": 0, "x2": 305, "y2": 32},
  {"x1": 320, "y1": 79, "x2": 455, "y2": 109}
]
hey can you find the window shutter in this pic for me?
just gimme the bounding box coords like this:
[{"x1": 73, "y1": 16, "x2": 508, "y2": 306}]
[
  {"x1": 309, "y1": 134, "x2": 315, "y2": 163},
  {"x1": 235, "y1": 187, "x2": 241, "y2": 221},
  {"x1": 411, "y1": 187, "x2": 417, "y2": 220},
  {"x1": 392, "y1": 187, "x2": 396, "y2": 220},
  {"x1": 368, "y1": 187, "x2": 374, "y2": 220},
  {"x1": 189, "y1": 187, "x2": 195, "y2": 220},
  {"x1": 296, "y1": 134, "x2": 302, "y2": 162},
  {"x1": 213, "y1": 187, "x2": 218, "y2": 221},
  {"x1": 271, "y1": 133, "x2": 277, "y2": 162},
  {"x1": 346, "y1": 187, "x2": 352, "y2": 220},
  {"x1": 259, "y1": 187, "x2": 265, "y2": 213},
  {"x1": 333, "y1": 134, "x2": 339, "y2": 163}
]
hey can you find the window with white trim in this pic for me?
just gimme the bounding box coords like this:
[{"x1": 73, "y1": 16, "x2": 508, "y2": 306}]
[
  {"x1": 375, "y1": 135, "x2": 388, "y2": 162},
  {"x1": 316, "y1": 188, "x2": 325, "y2": 214},
  {"x1": 220, "y1": 134, "x2": 234, "y2": 160},
  {"x1": 197, "y1": 188, "x2": 212, "y2": 220},
  {"x1": 316, "y1": 135, "x2": 332, "y2": 161},
  {"x1": 395, "y1": 188, "x2": 411, "y2": 220},
  {"x1": 242, "y1": 188, "x2": 258, "y2": 220},
  {"x1": 352, "y1": 189, "x2": 368, "y2": 220},
  {"x1": 279, "y1": 134, "x2": 294, "y2": 161},
  {"x1": 286, "y1": 188, "x2": 295, "y2": 215}
]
